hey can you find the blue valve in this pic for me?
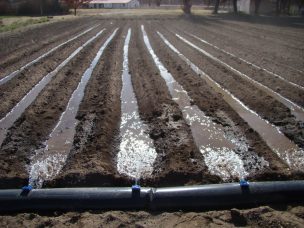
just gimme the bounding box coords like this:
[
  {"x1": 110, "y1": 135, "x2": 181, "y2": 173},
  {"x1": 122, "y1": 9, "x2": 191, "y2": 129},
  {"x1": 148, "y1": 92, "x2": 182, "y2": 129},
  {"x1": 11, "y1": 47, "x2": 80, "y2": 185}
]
[
  {"x1": 239, "y1": 179, "x2": 249, "y2": 188},
  {"x1": 21, "y1": 185, "x2": 33, "y2": 193},
  {"x1": 132, "y1": 184, "x2": 141, "y2": 193}
]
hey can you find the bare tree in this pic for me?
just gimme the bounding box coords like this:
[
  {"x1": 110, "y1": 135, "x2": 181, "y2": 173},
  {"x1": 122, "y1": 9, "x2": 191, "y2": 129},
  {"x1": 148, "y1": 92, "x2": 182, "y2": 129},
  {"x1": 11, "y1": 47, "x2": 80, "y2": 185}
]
[
  {"x1": 64, "y1": 0, "x2": 92, "y2": 16},
  {"x1": 254, "y1": 0, "x2": 262, "y2": 15},
  {"x1": 182, "y1": 0, "x2": 192, "y2": 14},
  {"x1": 213, "y1": 0, "x2": 220, "y2": 13},
  {"x1": 232, "y1": 0, "x2": 237, "y2": 13}
]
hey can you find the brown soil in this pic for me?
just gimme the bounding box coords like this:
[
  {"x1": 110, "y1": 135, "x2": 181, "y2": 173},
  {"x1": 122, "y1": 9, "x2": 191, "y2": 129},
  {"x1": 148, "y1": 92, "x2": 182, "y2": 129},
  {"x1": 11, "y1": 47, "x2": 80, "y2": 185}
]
[
  {"x1": 47, "y1": 24, "x2": 126, "y2": 188},
  {"x1": 170, "y1": 16, "x2": 304, "y2": 86},
  {"x1": 152, "y1": 21, "x2": 304, "y2": 149},
  {"x1": 0, "y1": 24, "x2": 117, "y2": 188},
  {"x1": 0, "y1": 17, "x2": 100, "y2": 76},
  {"x1": 0, "y1": 14, "x2": 304, "y2": 226},
  {"x1": 0, "y1": 24, "x2": 109, "y2": 120},
  {"x1": 144, "y1": 22, "x2": 289, "y2": 180},
  {"x1": 0, "y1": 205, "x2": 304, "y2": 227}
]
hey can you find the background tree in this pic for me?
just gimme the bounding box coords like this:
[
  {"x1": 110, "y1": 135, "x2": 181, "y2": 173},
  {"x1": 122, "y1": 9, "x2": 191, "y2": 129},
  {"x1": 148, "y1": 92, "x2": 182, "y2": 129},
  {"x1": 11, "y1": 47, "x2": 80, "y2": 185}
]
[
  {"x1": 254, "y1": 0, "x2": 262, "y2": 15},
  {"x1": 232, "y1": 0, "x2": 237, "y2": 13},
  {"x1": 64, "y1": 0, "x2": 92, "y2": 16},
  {"x1": 155, "y1": 0, "x2": 161, "y2": 6},
  {"x1": 213, "y1": 0, "x2": 220, "y2": 14},
  {"x1": 182, "y1": 0, "x2": 192, "y2": 14}
]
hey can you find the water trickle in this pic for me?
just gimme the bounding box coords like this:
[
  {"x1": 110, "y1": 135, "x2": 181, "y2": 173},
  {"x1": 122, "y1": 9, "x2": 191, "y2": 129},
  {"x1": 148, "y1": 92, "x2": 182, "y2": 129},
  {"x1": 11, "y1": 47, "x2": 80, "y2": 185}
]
[
  {"x1": 176, "y1": 33, "x2": 304, "y2": 122},
  {"x1": 117, "y1": 28, "x2": 157, "y2": 179},
  {"x1": 158, "y1": 31, "x2": 304, "y2": 170},
  {"x1": 0, "y1": 29, "x2": 106, "y2": 148},
  {"x1": 0, "y1": 25, "x2": 98, "y2": 86},
  {"x1": 28, "y1": 29, "x2": 119, "y2": 188},
  {"x1": 142, "y1": 25, "x2": 268, "y2": 180}
]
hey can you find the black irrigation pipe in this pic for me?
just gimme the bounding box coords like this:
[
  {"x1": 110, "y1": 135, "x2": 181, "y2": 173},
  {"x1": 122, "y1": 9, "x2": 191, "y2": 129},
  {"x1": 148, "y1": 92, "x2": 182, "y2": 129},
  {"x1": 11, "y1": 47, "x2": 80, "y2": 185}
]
[{"x1": 0, "y1": 181, "x2": 303, "y2": 212}]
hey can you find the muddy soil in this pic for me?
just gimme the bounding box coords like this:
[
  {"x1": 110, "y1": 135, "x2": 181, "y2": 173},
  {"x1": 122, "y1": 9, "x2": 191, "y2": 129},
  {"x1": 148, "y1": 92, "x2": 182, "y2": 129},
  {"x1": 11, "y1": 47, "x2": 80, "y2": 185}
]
[
  {"x1": 0, "y1": 16, "x2": 303, "y2": 189},
  {"x1": 0, "y1": 17, "x2": 101, "y2": 70},
  {"x1": 0, "y1": 25, "x2": 111, "y2": 120},
  {"x1": 144, "y1": 22, "x2": 290, "y2": 181},
  {"x1": 153, "y1": 23, "x2": 304, "y2": 150},
  {"x1": 47, "y1": 24, "x2": 126, "y2": 188},
  {"x1": 128, "y1": 23, "x2": 218, "y2": 186},
  {"x1": 0, "y1": 25, "x2": 117, "y2": 188},
  {"x1": 1, "y1": 204, "x2": 304, "y2": 227},
  {"x1": 166, "y1": 17, "x2": 304, "y2": 86},
  {"x1": 0, "y1": 15, "x2": 304, "y2": 227},
  {"x1": 0, "y1": 18, "x2": 99, "y2": 79}
]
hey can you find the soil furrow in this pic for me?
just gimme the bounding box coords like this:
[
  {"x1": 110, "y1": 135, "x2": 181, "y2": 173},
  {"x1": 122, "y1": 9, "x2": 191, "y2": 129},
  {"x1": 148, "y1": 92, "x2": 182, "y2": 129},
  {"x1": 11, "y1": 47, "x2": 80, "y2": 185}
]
[
  {"x1": 144, "y1": 22, "x2": 292, "y2": 181},
  {"x1": 164, "y1": 19, "x2": 304, "y2": 77},
  {"x1": 0, "y1": 20, "x2": 99, "y2": 78},
  {"x1": 0, "y1": 24, "x2": 111, "y2": 120},
  {"x1": 0, "y1": 26, "x2": 117, "y2": 189},
  {"x1": 156, "y1": 29, "x2": 304, "y2": 175},
  {"x1": 205, "y1": 20, "x2": 304, "y2": 50},
  {"x1": 142, "y1": 24, "x2": 269, "y2": 181},
  {"x1": 0, "y1": 17, "x2": 98, "y2": 57},
  {"x1": 127, "y1": 22, "x2": 219, "y2": 186},
  {"x1": 174, "y1": 33, "x2": 304, "y2": 120},
  {"x1": 29, "y1": 28, "x2": 119, "y2": 188},
  {"x1": 184, "y1": 32, "x2": 304, "y2": 91},
  {"x1": 154, "y1": 23, "x2": 304, "y2": 150},
  {"x1": 46, "y1": 24, "x2": 126, "y2": 188}
]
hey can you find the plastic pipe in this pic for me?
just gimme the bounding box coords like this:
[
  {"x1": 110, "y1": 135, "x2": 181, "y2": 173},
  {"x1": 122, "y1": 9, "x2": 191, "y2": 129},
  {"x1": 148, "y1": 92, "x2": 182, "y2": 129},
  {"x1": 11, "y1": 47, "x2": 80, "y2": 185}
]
[{"x1": 0, "y1": 181, "x2": 303, "y2": 212}]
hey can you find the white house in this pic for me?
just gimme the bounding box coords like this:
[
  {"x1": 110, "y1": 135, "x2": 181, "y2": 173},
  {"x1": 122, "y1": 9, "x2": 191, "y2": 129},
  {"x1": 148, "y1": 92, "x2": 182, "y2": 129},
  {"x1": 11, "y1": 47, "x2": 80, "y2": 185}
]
[{"x1": 89, "y1": 0, "x2": 140, "y2": 9}]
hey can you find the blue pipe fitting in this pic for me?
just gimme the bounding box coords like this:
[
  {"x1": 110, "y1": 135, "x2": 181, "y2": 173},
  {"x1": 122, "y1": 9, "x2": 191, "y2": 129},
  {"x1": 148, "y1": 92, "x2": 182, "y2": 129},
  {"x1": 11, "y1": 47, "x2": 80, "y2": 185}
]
[
  {"x1": 132, "y1": 185, "x2": 141, "y2": 193},
  {"x1": 239, "y1": 179, "x2": 249, "y2": 188}
]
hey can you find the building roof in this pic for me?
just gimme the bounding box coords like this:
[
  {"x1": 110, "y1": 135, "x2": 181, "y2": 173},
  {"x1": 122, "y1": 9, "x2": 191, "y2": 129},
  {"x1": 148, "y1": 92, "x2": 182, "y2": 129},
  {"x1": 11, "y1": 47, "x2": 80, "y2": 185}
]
[{"x1": 90, "y1": 0, "x2": 132, "y2": 4}]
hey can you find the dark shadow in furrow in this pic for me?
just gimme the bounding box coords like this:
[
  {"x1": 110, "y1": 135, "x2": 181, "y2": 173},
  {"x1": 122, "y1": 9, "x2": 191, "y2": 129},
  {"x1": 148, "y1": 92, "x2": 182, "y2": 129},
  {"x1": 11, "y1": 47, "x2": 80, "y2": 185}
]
[
  {"x1": 0, "y1": 19, "x2": 99, "y2": 78},
  {"x1": 0, "y1": 24, "x2": 112, "y2": 120},
  {"x1": 144, "y1": 22, "x2": 293, "y2": 182},
  {"x1": 165, "y1": 19, "x2": 304, "y2": 79},
  {"x1": 155, "y1": 24, "x2": 304, "y2": 150},
  {"x1": 0, "y1": 26, "x2": 117, "y2": 189},
  {"x1": 46, "y1": 24, "x2": 127, "y2": 188},
  {"x1": 126, "y1": 22, "x2": 220, "y2": 187}
]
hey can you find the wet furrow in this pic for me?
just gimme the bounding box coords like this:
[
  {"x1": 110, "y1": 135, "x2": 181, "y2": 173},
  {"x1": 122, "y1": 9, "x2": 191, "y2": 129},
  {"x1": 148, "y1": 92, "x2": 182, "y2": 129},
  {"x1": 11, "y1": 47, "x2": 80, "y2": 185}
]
[
  {"x1": 163, "y1": 19, "x2": 304, "y2": 78},
  {"x1": 0, "y1": 27, "x2": 107, "y2": 147},
  {"x1": 154, "y1": 24, "x2": 304, "y2": 149},
  {"x1": 117, "y1": 28, "x2": 157, "y2": 180},
  {"x1": 126, "y1": 23, "x2": 219, "y2": 186},
  {"x1": 0, "y1": 21, "x2": 99, "y2": 80},
  {"x1": 47, "y1": 25, "x2": 126, "y2": 188},
  {"x1": 29, "y1": 29, "x2": 119, "y2": 188},
  {"x1": 175, "y1": 33, "x2": 304, "y2": 120},
  {"x1": 0, "y1": 25, "x2": 98, "y2": 85},
  {"x1": 144, "y1": 23, "x2": 289, "y2": 181},
  {"x1": 142, "y1": 25, "x2": 269, "y2": 181},
  {"x1": 185, "y1": 32, "x2": 304, "y2": 91},
  {"x1": 0, "y1": 24, "x2": 112, "y2": 121},
  {"x1": 0, "y1": 17, "x2": 98, "y2": 64},
  {"x1": 0, "y1": 26, "x2": 117, "y2": 188},
  {"x1": 156, "y1": 30, "x2": 304, "y2": 172}
]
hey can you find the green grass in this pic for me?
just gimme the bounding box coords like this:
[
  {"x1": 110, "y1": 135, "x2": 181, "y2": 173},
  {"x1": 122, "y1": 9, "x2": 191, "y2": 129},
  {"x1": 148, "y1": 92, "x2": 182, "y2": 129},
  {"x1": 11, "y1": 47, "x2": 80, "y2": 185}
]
[{"x1": 0, "y1": 17, "x2": 49, "y2": 33}]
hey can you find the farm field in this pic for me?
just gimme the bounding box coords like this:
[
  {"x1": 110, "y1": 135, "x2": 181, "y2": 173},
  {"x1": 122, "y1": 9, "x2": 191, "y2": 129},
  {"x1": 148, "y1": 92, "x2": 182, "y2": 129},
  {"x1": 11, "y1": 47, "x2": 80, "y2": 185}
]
[
  {"x1": 0, "y1": 14, "x2": 304, "y2": 189},
  {"x1": 0, "y1": 11, "x2": 304, "y2": 226}
]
